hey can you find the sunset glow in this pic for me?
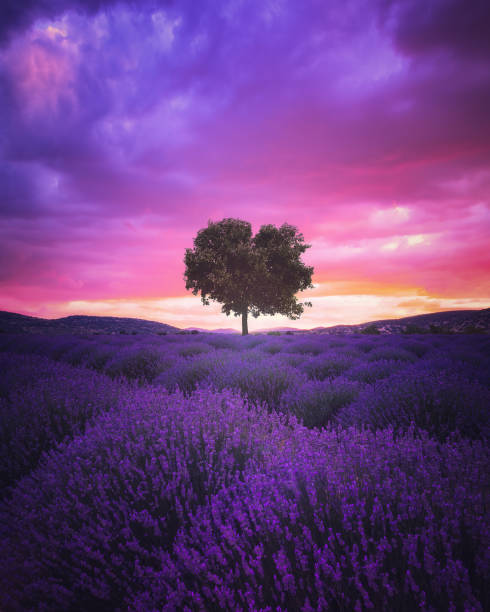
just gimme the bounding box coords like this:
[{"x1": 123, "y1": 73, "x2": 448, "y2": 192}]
[{"x1": 1, "y1": 0, "x2": 489, "y2": 331}]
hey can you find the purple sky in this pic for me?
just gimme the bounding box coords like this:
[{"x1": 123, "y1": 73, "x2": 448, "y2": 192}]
[{"x1": 1, "y1": 0, "x2": 489, "y2": 330}]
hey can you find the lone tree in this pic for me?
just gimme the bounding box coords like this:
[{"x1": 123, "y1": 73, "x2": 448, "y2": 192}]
[{"x1": 184, "y1": 218, "x2": 314, "y2": 335}]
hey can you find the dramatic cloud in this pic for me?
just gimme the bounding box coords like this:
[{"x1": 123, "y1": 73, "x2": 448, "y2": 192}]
[{"x1": 0, "y1": 0, "x2": 489, "y2": 329}]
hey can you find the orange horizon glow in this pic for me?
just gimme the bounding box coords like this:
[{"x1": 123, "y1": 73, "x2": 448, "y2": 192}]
[
  {"x1": 1, "y1": 3, "x2": 489, "y2": 327},
  {"x1": 3, "y1": 291, "x2": 489, "y2": 333}
]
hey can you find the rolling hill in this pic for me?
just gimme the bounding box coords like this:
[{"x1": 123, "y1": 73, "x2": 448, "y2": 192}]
[
  {"x1": 309, "y1": 308, "x2": 490, "y2": 335},
  {"x1": 0, "y1": 311, "x2": 179, "y2": 335},
  {"x1": 0, "y1": 308, "x2": 488, "y2": 335}
]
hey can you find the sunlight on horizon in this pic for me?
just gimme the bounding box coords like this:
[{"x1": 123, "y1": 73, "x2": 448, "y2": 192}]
[{"x1": 7, "y1": 294, "x2": 488, "y2": 332}]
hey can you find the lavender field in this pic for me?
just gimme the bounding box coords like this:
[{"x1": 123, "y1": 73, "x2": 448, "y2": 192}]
[{"x1": 0, "y1": 331, "x2": 489, "y2": 611}]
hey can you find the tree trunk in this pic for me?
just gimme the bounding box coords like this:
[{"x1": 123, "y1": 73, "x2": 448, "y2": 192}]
[{"x1": 241, "y1": 309, "x2": 248, "y2": 336}]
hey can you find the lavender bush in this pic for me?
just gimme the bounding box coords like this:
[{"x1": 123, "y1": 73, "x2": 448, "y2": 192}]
[
  {"x1": 131, "y1": 428, "x2": 490, "y2": 611},
  {"x1": 338, "y1": 365, "x2": 490, "y2": 440},
  {"x1": 366, "y1": 345, "x2": 417, "y2": 363},
  {"x1": 299, "y1": 351, "x2": 356, "y2": 380},
  {"x1": 285, "y1": 339, "x2": 325, "y2": 355},
  {"x1": 0, "y1": 331, "x2": 488, "y2": 611},
  {"x1": 104, "y1": 346, "x2": 171, "y2": 383},
  {"x1": 345, "y1": 358, "x2": 404, "y2": 385},
  {"x1": 281, "y1": 377, "x2": 360, "y2": 428},
  {"x1": 154, "y1": 351, "x2": 230, "y2": 394},
  {"x1": 206, "y1": 351, "x2": 307, "y2": 409},
  {"x1": 0, "y1": 353, "x2": 126, "y2": 497},
  {"x1": 0, "y1": 388, "x2": 297, "y2": 610}
]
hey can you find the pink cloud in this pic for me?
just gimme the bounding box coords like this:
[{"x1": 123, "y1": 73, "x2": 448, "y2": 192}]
[{"x1": 0, "y1": 0, "x2": 489, "y2": 326}]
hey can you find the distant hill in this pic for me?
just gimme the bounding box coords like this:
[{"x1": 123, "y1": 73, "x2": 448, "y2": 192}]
[
  {"x1": 186, "y1": 327, "x2": 240, "y2": 334},
  {"x1": 0, "y1": 308, "x2": 488, "y2": 336},
  {"x1": 309, "y1": 308, "x2": 490, "y2": 335},
  {"x1": 0, "y1": 311, "x2": 179, "y2": 335}
]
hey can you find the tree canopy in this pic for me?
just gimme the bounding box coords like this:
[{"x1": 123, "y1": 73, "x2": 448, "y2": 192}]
[{"x1": 184, "y1": 218, "x2": 314, "y2": 334}]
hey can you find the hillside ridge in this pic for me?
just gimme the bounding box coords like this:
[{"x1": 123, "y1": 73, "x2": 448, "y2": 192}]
[
  {"x1": 0, "y1": 311, "x2": 178, "y2": 335},
  {"x1": 0, "y1": 308, "x2": 488, "y2": 335},
  {"x1": 309, "y1": 308, "x2": 490, "y2": 335}
]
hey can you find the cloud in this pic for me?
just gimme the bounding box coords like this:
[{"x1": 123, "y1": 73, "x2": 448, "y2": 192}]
[
  {"x1": 383, "y1": 0, "x2": 490, "y2": 60},
  {"x1": 0, "y1": 0, "x2": 489, "y2": 325},
  {"x1": 0, "y1": 0, "x2": 136, "y2": 44}
]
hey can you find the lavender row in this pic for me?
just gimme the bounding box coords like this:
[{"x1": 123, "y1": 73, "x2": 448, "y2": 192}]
[
  {"x1": 136, "y1": 428, "x2": 490, "y2": 611},
  {"x1": 2, "y1": 332, "x2": 488, "y2": 441},
  {"x1": 0, "y1": 352, "x2": 129, "y2": 497},
  {"x1": 1, "y1": 386, "x2": 488, "y2": 610},
  {"x1": 0, "y1": 388, "x2": 298, "y2": 610},
  {"x1": 338, "y1": 363, "x2": 490, "y2": 441},
  {"x1": 1, "y1": 332, "x2": 488, "y2": 386}
]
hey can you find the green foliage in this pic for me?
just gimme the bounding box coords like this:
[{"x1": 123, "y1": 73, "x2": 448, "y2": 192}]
[
  {"x1": 361, "y1": 324, "x2": 380, "y2": 335},
  {"x1": 184, "y1": 218, "x2": 314, "y2": 334}
]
